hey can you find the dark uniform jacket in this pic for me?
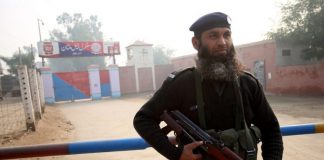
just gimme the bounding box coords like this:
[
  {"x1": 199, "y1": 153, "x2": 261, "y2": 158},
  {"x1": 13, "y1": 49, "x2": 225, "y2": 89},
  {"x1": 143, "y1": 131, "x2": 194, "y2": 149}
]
[{"x1": 133, "y1": 68, "x2": 283, "y2": 160}]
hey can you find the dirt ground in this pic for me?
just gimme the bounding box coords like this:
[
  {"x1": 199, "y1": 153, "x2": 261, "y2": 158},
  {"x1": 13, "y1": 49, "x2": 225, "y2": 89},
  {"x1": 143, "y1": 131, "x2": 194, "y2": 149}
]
[
  {"x1": 1, "y1": 93, "x2": 324, "y2": 160},
  {"x1": 0, "y1": 104, "x2": 75, "y2": 147}
]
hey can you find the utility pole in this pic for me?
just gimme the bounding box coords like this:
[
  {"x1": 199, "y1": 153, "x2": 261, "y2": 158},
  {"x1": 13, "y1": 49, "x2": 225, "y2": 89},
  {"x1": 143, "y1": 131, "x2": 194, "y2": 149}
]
[
  {"x1": 112, "y1": 54, "x2": 116, "y2": 65},
  {"x1": 18, "y1": 47, "x2": 22, "y2": 65},
  {"x1": 31, "y1": 44, "x2": 35, "y2": 68},
  {"x1": 37, "y1": 19, "x2": 45, "y2": 67}
]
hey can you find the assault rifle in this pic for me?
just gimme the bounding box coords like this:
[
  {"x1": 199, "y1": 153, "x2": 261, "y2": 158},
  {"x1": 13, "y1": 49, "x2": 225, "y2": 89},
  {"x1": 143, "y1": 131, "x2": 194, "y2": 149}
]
[{"x1": 161, "y1": 110, "x2": 242, "y2": 160}]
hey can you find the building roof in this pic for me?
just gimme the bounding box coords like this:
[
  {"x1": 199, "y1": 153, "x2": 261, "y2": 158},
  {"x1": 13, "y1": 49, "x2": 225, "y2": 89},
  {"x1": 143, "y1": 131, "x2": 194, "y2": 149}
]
[
  {"x1": 235, "y1": 39, "x2": 275, "y2": 48},
  {"x1": 171, "y1": 40, "x2": 275, "y2": 60},
  {"x1": 126, "y1": 40, "x2": 153, "y2": 48},
  {"x1": 171, "y1": 53, "x2": 196, "y2": 60}
]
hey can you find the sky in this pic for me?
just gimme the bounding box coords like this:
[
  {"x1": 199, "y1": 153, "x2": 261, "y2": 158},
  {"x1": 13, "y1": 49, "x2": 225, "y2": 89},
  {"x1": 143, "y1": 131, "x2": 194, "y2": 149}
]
[{"x1": 0, "y1": 0, "x2": 285, "y2": 67}]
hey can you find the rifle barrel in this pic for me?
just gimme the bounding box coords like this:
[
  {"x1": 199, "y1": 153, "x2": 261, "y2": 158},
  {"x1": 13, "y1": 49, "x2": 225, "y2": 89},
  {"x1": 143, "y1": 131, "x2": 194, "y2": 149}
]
[
  {"x1": 172, "y1": 111, "x2": 222, "y2": 146},
  {"x1": 161, "y1": 110, "x2": 243, "y2": 160}
]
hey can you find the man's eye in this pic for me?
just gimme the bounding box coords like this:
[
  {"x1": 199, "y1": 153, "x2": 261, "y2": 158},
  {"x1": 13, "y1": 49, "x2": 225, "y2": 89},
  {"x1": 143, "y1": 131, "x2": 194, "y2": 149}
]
[
  {"x1": 224, "y1": 33, "x2": 231, "y2": 38},
  {"x1": 209, "y1": 34, "x2": 217, "y2": 38}
]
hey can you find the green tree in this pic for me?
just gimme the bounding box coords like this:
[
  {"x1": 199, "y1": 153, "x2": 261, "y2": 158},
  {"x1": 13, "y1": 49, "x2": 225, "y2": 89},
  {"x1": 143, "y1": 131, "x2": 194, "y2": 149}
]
[
  {"x1": 50, "y1": 13, "x2": 103, "y2": 41},
  {"x1": 0, "y1": 46, "x2": 36, "y2": 75},
  {"x1": 48, "y1": 13, "x2": 106, "y2": 72},
  {"x1": 267, "y1": 0, "x2": 324, "y2": 60},
  {"x1": 153, "y1": 45, "x2": 173, "y2": 65}
]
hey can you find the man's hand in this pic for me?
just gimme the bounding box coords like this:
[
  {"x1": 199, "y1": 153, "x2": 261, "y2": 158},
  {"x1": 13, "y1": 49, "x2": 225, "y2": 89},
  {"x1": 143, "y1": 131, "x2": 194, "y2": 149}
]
[{"x1": 179, "y1": 141, "x2": 203, "y2": 160}]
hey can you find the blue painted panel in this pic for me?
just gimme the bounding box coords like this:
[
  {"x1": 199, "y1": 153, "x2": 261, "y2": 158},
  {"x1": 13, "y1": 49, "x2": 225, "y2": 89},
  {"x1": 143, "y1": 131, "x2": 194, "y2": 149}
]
[
  {"x1": 53, "y1": 74, "x2": 88, "y2": 101},
  {"x1": 91, "y1": 93, "x2": 102, "y2": 100},
  {"x1": 53, "y1": 74, "x2": 73, "y2": 101},
  {"x1": 111, "y1": 91, "x2": 121, "y2": 98},
  {"x1": 71, "y1": 87, "x2": 88, "y2": 100},
  {"x1": 101, "y1": 83, "x2": 111, "y2": 97}
]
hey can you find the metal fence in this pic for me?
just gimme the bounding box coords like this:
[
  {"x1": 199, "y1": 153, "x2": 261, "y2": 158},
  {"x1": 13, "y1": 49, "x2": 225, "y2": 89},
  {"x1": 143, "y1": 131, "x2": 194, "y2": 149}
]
[
  {"x1": 0, "y1": 102, "x2": 25, "y2": 136},
  {"x1": 0, "y1": 66, "x2": 45, "y2": 137},
  {"x1": 0, "y1": 69, "x2": 26, "y2": 136}
]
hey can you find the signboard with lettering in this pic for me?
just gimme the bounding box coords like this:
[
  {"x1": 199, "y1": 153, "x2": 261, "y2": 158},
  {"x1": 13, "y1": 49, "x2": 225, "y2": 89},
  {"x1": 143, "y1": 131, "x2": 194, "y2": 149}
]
[
  {"x1": 104, "y1": 41, "x2": 121, "y2": 56},
  {"x1": 38, "y1": 41, "x2": 120, "y2": 58},
  {"x1": 59, "y1": 41, "x2": 104, "y2": 56},
  {"x1": 37, "y1": 42, "x2": 60, "y2": 57}
]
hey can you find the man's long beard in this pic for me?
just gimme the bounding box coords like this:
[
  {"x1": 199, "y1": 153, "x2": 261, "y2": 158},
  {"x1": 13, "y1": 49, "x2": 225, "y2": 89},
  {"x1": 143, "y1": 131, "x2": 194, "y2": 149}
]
[{"x1": 195, "y1": 45, "x2": 241, "y2": 82}]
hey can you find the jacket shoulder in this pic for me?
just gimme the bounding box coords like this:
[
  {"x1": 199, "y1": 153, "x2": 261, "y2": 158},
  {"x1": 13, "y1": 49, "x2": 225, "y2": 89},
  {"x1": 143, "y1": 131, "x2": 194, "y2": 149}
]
[
  {"x1": 166, "y1": 67, "x2": 195, "y2": 82},
  {"x1": 240, "y1": 71, "x2": 264, "y2": 91},
  {"x1": 241, "y1": 71, "x2": 259, "y2": 82},
  {"x1": 155, "y1": 67, "x2": 195, "y2": 97}
]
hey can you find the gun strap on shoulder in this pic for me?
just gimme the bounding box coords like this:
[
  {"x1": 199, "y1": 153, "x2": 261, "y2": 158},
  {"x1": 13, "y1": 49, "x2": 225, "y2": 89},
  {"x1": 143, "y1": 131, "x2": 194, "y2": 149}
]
[
  {"x1": 193, "y1": 69, "x2": 207, "y2": 130},
  {"x1": 233, "y1": 77, "x2": 257, "y2": 160},
  {"x1": 233, "y1": 78, "x2": 243, "y2": 131},
  {"x1": 193, "y1": 68, "x2": 256, "y2": 159}
]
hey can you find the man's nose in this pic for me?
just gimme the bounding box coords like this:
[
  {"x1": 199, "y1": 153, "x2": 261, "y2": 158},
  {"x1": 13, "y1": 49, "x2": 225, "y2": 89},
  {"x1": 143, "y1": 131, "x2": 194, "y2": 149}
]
[{"x1": 217, "y1": 37, "x2": 226, "y2": 46}]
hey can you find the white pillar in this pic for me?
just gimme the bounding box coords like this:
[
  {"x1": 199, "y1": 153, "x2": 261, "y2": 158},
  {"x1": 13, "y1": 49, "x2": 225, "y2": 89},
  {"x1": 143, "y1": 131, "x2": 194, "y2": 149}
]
[
  {"x1": 108, "y1": 65, "x2": 121, "y2": 98},
  {"x1": 134, "y1": 66, "x2": 139, "y2": 93},
  {"x1": 40, "y1": 67, "x2": 55, "y2": 104},
  {"x1": 17, "y1": 65, "x2": 36, "y2": 131},
  {"x1": 88, "y1": 65, "x2": 101, "y2": 100},
  {"x1": 36, "y1": 70, "x2": 45, "y2": 112},
  {"x1": 28, "y1": 69, "x2": 42, "y2": 120},
  {"x1": 152, "y1": 65, "x2": 156, "y2": 91}
]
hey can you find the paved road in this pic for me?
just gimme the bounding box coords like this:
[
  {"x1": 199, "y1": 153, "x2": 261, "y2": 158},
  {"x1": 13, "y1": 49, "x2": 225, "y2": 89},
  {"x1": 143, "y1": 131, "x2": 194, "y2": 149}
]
[{"x1": 54, "y1": 94, "x2": 324, "y2": 160}]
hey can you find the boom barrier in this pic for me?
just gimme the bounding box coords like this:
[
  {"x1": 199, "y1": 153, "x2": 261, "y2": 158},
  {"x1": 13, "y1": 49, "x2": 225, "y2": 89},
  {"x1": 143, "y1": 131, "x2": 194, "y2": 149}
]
[
  {"x1": 1, "y1": 122, "x2": 323, "y2": 159},
  {"x1": 281, "y1": 122, "x2": 324, "y2": 136}
]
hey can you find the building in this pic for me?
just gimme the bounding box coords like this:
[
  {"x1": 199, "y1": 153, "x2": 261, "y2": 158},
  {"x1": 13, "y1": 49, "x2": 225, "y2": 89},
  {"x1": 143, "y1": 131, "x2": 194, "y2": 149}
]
[
  {"x1": 126, "y1": 40, "x2": 154, "y2": 67},
  {"x1": 171, "y1": 54, "x2": 197, "y2": 71},
  {"x1": 171, "y1": 39, "x2": 324, "y2": 95},
  {"x1": 126, "y1": 40, "x2": 156, "y2": 92},
  {"x1": 0, "y1": 62, "x2": 2, "y2": 99},
  {"x1": 0, "y1": 61, "x2": 3, "y2": 75}
]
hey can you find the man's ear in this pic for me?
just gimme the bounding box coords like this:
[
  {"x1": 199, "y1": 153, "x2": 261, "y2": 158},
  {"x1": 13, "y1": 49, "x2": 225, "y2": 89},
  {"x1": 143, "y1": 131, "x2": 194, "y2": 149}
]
[{"x1": 192, "y1": 37, "x2": 200, "y2": 50}]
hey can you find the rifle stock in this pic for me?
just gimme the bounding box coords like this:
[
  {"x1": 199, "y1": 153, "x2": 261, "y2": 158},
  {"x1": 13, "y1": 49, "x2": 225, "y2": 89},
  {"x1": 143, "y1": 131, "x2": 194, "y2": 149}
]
[{"x1": 161, "y1": 110, "x2": 242, "y2": 160}]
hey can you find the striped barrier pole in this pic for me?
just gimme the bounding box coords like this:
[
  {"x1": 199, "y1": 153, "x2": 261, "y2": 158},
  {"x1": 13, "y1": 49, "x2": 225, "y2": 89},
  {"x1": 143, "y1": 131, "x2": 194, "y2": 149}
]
[
  {"x1": 0, "y1": 138, "x2": 149, "y2": 159},
  {"x1": 280, "y1": 122, "x2": 324, "y2": 136},
  {"x1": 0, "y1": 123, "x2": 323, "y2": 159}
]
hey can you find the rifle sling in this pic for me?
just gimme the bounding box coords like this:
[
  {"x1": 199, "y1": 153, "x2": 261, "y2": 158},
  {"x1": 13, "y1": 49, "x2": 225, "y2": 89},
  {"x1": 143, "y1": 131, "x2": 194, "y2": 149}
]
[
  {"x1": 193, "y1": 68, "x2": 256, "y2": 159},
  {"x1": 193, "y1": 69, "x2": 207, "y2": 130},
  {"x1": 233, "y1": 77, "x2": 256, "y2": 160}
]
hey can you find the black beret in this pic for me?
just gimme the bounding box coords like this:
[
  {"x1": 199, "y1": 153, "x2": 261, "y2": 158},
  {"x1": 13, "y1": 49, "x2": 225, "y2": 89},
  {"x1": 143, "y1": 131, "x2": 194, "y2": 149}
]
[{"x1": 189, "y1": 12, "x2": 231, "y2": 34}]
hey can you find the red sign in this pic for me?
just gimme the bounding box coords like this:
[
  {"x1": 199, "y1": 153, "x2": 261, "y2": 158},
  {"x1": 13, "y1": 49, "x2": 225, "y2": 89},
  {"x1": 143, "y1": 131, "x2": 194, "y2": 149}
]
[
  {"x1": 106, "y1": 42, "x2": 121, "y2": 56},
  {"x1": 43, "y1": 42, "x2": 54, "y2": 55}
]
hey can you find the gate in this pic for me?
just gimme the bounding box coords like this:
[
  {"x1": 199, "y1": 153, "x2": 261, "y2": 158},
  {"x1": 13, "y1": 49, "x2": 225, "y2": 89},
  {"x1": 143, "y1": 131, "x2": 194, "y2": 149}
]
[
  {"x1": 253, "y1": 60, "x2": 265, "y2": 88},
  {"x1": 100, "y1": 70, "x2": 111, "y2": 97},
  {"x1": 53, "y1": 72, "x2": 90, "y2": 101},
  {"x1": 138, "y1": 67, "x2": 153, "y2": 92}
]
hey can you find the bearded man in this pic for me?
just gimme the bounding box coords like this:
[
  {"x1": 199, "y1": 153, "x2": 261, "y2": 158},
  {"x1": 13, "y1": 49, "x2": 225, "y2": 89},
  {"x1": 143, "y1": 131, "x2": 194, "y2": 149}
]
[{"x1": 133, "y1": 12, "x2": 283, "y2": 160}]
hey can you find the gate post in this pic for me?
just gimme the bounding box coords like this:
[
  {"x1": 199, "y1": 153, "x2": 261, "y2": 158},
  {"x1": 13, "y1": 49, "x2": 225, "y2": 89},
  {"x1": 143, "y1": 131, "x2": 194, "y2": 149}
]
[
  {"x1": 17, "y1": 65, "x2": 36, "y2": 131},
  {"x1": 28, "y1": 69, "x2": 42, "y2": 120},
  {"x1": 36, "y1": 70, "x2": 46, "y2": 112},
  {"x1": 108, "y1": 65, "x2": 121, "y2": 98},
  {"x1": 88, "y1": 65, "x2": 101, "y2": 100},
  {"x1": 40, "y1": 67, "x2": 55, "y2": 104}
]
